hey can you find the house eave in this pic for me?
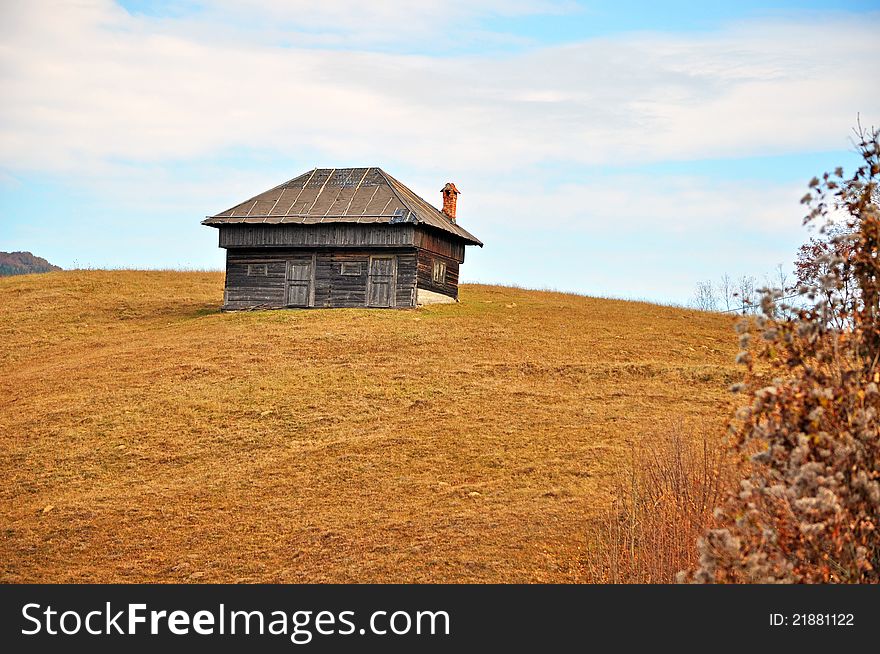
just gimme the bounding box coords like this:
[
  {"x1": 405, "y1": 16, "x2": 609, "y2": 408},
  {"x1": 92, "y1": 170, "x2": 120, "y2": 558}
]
[{"x1": 204, "y1": 218, "x2": 483, "y2": 247}]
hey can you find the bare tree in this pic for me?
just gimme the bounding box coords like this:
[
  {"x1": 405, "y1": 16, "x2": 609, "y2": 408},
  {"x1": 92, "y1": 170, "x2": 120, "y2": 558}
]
[
  {"x1": 760, "y1": 264, "x2": 793, "y2": 319},
  {"x1": 692, "y1": 280, "x2": 718, "y2": 311},
  {"x1": 735, "y1": 275, "x2": 756, "y2": 314},
  {"x1": 717, "y1": 273, "x2": 733, "y2": 312},
  {"x1": 774, "y1": 263, "x2": 789, "y2": 294}
]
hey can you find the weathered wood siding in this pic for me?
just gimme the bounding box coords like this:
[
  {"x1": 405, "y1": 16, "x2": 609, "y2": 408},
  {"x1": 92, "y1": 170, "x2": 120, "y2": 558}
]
[
  {"x1": 219, "y1": 224, "x2": 469, "y2": 308},
  {"x1": 313, "y1": 251, "x2": 416, "y2": 308},
  {"x1": 219, "y1": 224, "x2": 416, "y2": 249},
  {"x1": 413, "y1": 227, "x2": 465, "y2": 263},
  {"x1": 416, "y1": 249, "x2": 460, "y2": 300},
  {"x1": 224, "y1": 248, "x2": 417, "y2": 309},
  {"x1": 224, "y1": 252, "x2": 291, "y2": 309}
]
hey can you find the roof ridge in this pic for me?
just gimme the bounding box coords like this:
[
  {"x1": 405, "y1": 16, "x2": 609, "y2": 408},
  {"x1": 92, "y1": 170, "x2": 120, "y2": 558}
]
[
  {"x1": 373, "y1": 168, "x2": 420, "y2": 222},
  {"x1": 377, "y1": 168, "x2": 452, "y2": 226}
]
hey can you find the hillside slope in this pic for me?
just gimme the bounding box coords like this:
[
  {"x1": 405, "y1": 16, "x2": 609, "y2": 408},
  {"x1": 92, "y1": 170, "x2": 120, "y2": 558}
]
[
  {"x1": 0, "y1": 271, "x2": 738, "y2": 582},
  {"x1": 0, "y1": 251, "x2": 61, "y2": 276}
]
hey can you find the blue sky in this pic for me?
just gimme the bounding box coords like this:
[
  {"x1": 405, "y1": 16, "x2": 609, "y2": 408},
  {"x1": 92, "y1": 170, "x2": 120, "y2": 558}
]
[{"x1": 1, "y1": 1, "x2": 878, "y2": 303}]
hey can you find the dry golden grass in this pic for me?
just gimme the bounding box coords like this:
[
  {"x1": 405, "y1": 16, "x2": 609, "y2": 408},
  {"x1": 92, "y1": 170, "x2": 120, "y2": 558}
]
[
  {"x1": 0, "y1": 270, "x2": 739, "y2": 583},
  {"x1": 584, "y1": 422, "x2": 740, "y2": 583}
]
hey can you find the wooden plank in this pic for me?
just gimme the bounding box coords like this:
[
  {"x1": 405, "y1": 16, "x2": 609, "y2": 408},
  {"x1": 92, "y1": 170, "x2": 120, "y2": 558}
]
[
  {"x1": 219, "y1": 224, "x2": 417, "y2": 249},
  {"x1": 413, "y1": 227, "x2": 465, "y2": 262}
]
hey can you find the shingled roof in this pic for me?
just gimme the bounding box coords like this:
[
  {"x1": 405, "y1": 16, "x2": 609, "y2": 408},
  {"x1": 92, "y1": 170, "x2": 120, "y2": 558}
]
[{"x1": 202, "y1": 167, "x2": 482, "y2": 246}]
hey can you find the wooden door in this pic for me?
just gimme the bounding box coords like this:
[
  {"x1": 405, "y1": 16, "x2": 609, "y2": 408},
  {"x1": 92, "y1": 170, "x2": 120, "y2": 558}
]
[
  {"x1": 367, "y1": 256, "x2": 396, "y2": 307},
  {"x1": 286, "y1": 260, "x2": 313, "y2": 307}
]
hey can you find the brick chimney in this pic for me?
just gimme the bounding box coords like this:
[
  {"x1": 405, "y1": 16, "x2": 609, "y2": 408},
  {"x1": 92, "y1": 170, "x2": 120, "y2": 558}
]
[{"x1": 441, "y1": 182, "x2": 460, "y2": 223}]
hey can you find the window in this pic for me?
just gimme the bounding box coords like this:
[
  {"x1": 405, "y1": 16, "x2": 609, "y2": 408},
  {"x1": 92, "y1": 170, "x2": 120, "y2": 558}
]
[
  {"x1": 340, "y1": 262, "x2": 362, "y2": 276},
  {"x1": 432, "y1": 260, "x2": 446, "y2": 284},
  {"x1": 247, "y1": 263, "x2": 268, "y2": 276}
]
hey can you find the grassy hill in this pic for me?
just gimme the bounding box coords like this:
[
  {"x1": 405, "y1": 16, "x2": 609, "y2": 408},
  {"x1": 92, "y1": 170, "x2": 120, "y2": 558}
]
[
  {"x1": 0, "y1": 270, "x2": 739, "y2": 582},
  {"x1": 0, "y1": 251, "x2": 61, "y2": 277}
]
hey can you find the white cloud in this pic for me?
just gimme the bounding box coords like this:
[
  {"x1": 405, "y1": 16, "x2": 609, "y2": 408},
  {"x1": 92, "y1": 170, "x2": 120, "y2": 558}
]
[
  {"x1": 198, "y1": 0, "x2": 567, "y2": 43},
  {"x1": 0, "y1": 1, "x2": 877, "y2": 177},
  {"x1": 467, "y1": 174, "x2": 807, "y2": 237}
]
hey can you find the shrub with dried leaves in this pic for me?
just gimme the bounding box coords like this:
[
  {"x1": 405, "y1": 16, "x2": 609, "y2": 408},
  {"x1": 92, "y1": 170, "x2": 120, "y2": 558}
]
[{"x1": 680, "y1": 124, "x2": 880, "y2": 584}]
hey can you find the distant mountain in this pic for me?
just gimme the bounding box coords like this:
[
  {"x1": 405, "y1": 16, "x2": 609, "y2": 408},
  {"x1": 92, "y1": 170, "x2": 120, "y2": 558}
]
[{"x1": 0, "y1": 251, "x2": 62, "y2": 276}]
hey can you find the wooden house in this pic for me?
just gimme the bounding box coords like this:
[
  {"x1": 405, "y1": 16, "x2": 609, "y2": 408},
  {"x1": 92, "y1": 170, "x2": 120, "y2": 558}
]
[{"x1": 203, "y1": 168, "x2": 482, "y2": 310}]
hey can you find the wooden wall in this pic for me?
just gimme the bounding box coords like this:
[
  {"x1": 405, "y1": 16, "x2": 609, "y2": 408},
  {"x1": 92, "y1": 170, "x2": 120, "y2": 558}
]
[
  {"x1": 413, "y1": 227, "x2": 466, "y2": 263},
  {"x1": 219, "y1": 224, "x2": 469, "y2": 265},
  {"x1": 313, "y1": 250, "x2": 416, "y2": 308},
  {"x1": 223, "y1": 248, "x2": 417, "y2": 309},
  {"x1": 219, "y1": 224, "x2": 417, "y2": 249},
  {"x1": 217, "y1": 224, "x2": 474, "y2": 308},
  {"x1": 223, "y1": 252, "x2": 291, "y2": 308},
  {"x1": 416, "y1": 249, "x2": 460, "y2": 300}
]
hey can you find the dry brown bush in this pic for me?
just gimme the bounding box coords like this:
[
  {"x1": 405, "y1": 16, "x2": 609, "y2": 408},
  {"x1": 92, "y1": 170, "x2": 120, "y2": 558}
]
[
  {"x1": 679, "y1": 125, "x2": 880, "y2": 584},
  {"x1": 584, "y1": 423, "x2": 737, "y2": 583},
  {"x1": 590, "y1": 125, "x2": 880, "y2": 585}
]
